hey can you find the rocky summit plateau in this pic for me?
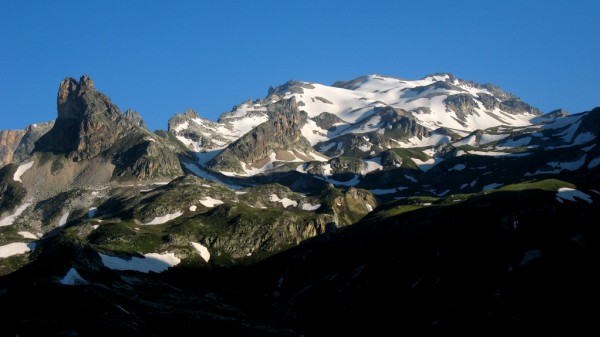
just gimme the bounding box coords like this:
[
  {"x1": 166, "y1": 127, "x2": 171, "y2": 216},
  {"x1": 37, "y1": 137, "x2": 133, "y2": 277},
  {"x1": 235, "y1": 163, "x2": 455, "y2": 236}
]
[{"x1": 0, "y1": 74, "x2": 598, "y2": 336}]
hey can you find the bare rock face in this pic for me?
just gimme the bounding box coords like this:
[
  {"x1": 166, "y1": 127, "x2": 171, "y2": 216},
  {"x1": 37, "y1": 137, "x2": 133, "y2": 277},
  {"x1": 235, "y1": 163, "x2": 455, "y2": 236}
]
[
  {"x1": 124, "y1": 109, "x2": 147, "y2": 129},
  {"x1": 30, "y1": 75, "x2": 183, "y2": 183},
  {"x1": 35, "y1": 75, "x2": 133, "y2": 161},
  {"x1": 0, "y1": 130, "x2": 25, "y2": 166},
  {"x1": 207, "y1": 97, "x2": 313, "y2": 173},
  {"x1": 0, "y1": 121, "x2": 54, "y2": 167}
]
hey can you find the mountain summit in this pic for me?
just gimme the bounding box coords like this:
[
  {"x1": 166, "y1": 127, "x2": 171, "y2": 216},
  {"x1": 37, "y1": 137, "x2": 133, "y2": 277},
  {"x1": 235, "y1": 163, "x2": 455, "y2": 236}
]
[{"x1": 35, "y1": 75, "x2": 140, "y2": 161}]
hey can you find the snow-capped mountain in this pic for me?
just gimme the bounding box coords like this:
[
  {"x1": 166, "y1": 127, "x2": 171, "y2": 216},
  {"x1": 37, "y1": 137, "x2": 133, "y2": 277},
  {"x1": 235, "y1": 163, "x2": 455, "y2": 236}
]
[
  {"x1": 170, "y1": 73, "x2": 550, "y2": 176},
  {"x1": 0, "y1": 74, "x2": 598, "y2": 336}
]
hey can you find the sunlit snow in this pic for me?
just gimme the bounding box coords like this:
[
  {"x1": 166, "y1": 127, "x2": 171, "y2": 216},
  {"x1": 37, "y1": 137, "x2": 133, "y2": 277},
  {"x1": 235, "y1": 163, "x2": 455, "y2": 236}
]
[
  {"x1": 191, "y1": 242, "x2": 211, "y2": 262},
  {"x1": 269, "y1": 194, "x2": 298, "y2": 208},
  {"x1": 13, "y1": 161, "x2": 34, "y2": 182},
  {"x1": 0, "y1": 242, "x2": 35, "y2": 258},
  {"x1": 199, "y1": 197, "x2": 224, "y2": 208},
  {"x1": 18, "y1": 231, "x2": 37, "y2": 239},
  {"x1": 143, "y1": 211, "x2": 183, "y2": 225}
]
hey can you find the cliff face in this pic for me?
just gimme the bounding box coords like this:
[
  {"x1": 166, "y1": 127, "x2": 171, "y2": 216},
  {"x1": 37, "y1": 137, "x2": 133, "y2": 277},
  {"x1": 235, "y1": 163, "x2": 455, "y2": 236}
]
[
  {"x1": 0, "y1": 130, "x2": 25, "y2": 166},
  {"x1": 0, "y1": 121, "x2": 54, "y2": 167},
  {"x1": 207, "y1": 98, "x2": 315, "y2": 173},
  {"x1": 34, "y1": 76, "x2": 134, "y2": 161}
]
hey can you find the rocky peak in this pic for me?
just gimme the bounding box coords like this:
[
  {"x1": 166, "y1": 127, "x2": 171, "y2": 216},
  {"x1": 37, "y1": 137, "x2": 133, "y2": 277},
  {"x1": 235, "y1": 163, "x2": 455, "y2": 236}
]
[
  {"x1": 35, "y1": 75, "x2": 133, "y2": 160},
  {"x1": 124, "y1": 109, "x2": 147, "y2": 129},
  {"x1": 267, "y1": 80, "x2": 314, "y2": 98}
]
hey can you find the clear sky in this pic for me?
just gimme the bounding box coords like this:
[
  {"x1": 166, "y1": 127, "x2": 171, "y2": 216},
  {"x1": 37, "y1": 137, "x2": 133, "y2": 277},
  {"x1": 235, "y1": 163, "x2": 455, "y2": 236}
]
[{"x1": 1, "y1": 0, "x2": 599, "y2": 131}]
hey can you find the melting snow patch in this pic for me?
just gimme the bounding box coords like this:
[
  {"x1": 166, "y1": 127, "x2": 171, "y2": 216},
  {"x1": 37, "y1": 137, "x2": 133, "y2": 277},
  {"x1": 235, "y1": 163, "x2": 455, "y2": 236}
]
[
  {"x1": 269, "y1": 194, "x2": 298, "y2": 208},
  {"x1": 316, "y1": 174, "x2": 361, "y2": 186},
  {"x1": 189, "y1": 205, "x2": 197, "y2": 212},
  {"x1": 143, "y1": 211, "x2": 183, "y2": 225},
  {"x1": 235, "y1": 191, "x2": 248, "y2": 195},
  {"x1": 369, "y1": 187, "x2": 408, "y2": 195},
  {"x1": 0, "y1": 242, "x2": 35, "y2": 258},
  {"x1": 18, "y1": 231, "x2": 37, "y2": 239},
  {"x1": 199, "y1": 197, "x2": 224, "y2": 208},
  {"x1": 412, "y1": 157, "x2": 441, "y2": 172},
  {"x1": 365, "y1": 203, "x2": 373, "y2": 212},
  {"x1": 88, "y1": 207, "x2": 97, "y2": 218},
  {"x1": 361, "y1": 158, "x2": 383, "y2": 175},
  {"x1": 13, "y1": 161, "x2": 34, "y2": 182},
  {"x1": 588, "y1": 156, "x2": 600, "y2": 169},
  {"x1": 0, "y1": 202, "x2": 32, "y2": 227},
  {"x1": 301, "y1": 203, "x2": 321, "y2": 211},
  {"x1": 191, "y1": 242, "x2": 211, "y2": 262},
  {"x1": 483, "y1": 183, "x2": 503, "y2": 191},
  {"x1": 544, "y1": 155, "x2": 587, "y2": 172},
  {"x1": 58, "y1": 212, "x2": 70, "y2": 226},
  {"x1": 59, "y1": 268, "x2": 86, "y2": 285},
  {"x1": 555, "y1": 188, "x2": 592, "y2": 204},
  {"x1": 100, "y1": 252, "x2": 181, "y2": 273},
  {"x1": 449, "y1": 164, "x2": 466, "y2": 171}
]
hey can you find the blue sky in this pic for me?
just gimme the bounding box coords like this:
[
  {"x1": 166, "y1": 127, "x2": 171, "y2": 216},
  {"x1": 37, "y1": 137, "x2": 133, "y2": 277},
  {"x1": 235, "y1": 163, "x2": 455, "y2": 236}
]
[{"x1": 1, "y1": 0, "x2": 599, "y2": 131}]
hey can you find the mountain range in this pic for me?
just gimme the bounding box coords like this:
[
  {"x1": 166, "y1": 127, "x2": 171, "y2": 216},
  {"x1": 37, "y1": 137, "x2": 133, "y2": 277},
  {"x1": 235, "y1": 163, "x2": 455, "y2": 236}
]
[{"x1": 0, "y1": 73, "x2": 598, "y2": 336}]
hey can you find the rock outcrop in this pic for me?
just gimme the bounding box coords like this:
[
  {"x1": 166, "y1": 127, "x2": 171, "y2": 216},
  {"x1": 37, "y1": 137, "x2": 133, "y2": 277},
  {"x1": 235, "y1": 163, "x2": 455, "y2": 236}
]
[
  {"x1": 0, "y1": 121, "x2": 54, "y2": 167},
  {"x1": 0, "y1": 130, "x2": 25, "y2": 166},
  {"x1": 29, "y1": 75, "x2": 183, "y2": 185},
  {"x1": 207, "y1": 98, "x2": 315, "y2": 173},
  {"x1": 34, "y1": 76, "x2": 134, "y2": 161}
]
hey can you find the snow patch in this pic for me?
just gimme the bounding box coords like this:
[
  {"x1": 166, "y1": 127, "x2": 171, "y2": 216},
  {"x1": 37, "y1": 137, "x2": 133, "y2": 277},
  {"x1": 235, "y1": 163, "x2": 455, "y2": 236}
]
[
  {"x1": 300, "y1": 203, "x2": 321, "y2": 211},
  {"x1": 0, "y1": 202, "x2": 32, "y2": 227},
  {"x1": 199, "y1": 197, "x2": 224, "y2": 208},
  {"x1": 482, "y1": 183, "x2": 503, "y2": 191},
  {"x1": 87, "y1": 207, "x2": 97, "y2": 218},
  {"x1": 191, "y1": 242, "x2": 211, "y2": 262},
  {"x1": 13, "y1": 161, "x2": 34, "y2": 182},
  {"x1": 189, "y1": 205, "x2": 197, "y2": 212},
  {"x1": 58, "y1": 212, "x2": 70, "y2": 227},
  {"x1": 361, "y1": 158, "x2": 383, "y2": 175},
  {"x1": 588, "y1": 156, "x2": 600, "y2": 169},
  {"x1": 143, "y1": 211, "x2": 183, "y2": 225},
  {"x1": 365, "y1": 203, "x2": 373, "y2": 212},
  {"x1": 555, "y1": 188, "x2": 592, "y2": 204},
  {"x1": 369, "y1": 187, "x2": 408, "y2": 195},
  {"x1": 100, "y1": 252, "x2": 181, "y2": 273},
  {"x1": 18, "y1": 231, "x2": 37, "y2": 239},
  {"x1": 449, "y1": 164, "x2": 466, "y2": 171},
  {"x1": 59, "y1": 268, "x2": 86, "y2": 285},
  {"x1": 269, "y1": 194, "x2": 298, "y2": 208},
  {"x1": 0, "y1": 242, "x2": 35, "y2": 258}
]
